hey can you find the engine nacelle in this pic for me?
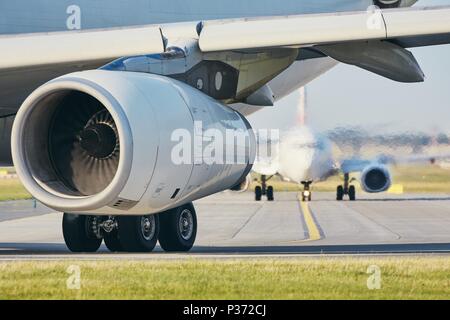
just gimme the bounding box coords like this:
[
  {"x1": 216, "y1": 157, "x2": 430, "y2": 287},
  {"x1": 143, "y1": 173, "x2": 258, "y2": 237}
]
[
  {"x1": 360, "y1": 165, "x2": 391, "y2": 193},
  {"x1": 12, "y1": 70, "x2": 255, "y2": 215},
  {"x1": 373, "y1": 0, "x2": 417, "y2": 8},
  {"x1": 229, "y1": 175, "x2": 251, "y2": 192}
]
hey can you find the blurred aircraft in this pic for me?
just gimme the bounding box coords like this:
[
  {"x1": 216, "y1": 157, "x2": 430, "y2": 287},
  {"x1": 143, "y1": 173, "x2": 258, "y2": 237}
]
[{"x1": 250, "y1": 88, "x2": 448, "y2": 201}]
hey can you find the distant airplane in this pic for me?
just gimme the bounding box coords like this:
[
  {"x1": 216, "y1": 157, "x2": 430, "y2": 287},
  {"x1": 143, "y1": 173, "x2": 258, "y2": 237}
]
[
  {"x1": 251, "y1": 87, "x2": 448, "y2": 202},
  {"x1": 1, "y1": 0, "x2": 450, "y2": 252}
]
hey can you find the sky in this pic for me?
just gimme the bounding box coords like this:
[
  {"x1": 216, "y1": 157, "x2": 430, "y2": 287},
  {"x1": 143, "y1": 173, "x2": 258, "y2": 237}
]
[{"x1": 248, "y1": 0, "x2": 450, "y2": 135}]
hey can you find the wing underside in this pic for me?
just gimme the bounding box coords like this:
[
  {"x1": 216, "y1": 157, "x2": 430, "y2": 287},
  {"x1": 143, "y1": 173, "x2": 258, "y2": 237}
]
[
  {"x1": 198, "y1": 6, "x2": 450, "y2": 51},
  {"x1": 1, "y1": 5, "x2": 450, "y2": 114}
]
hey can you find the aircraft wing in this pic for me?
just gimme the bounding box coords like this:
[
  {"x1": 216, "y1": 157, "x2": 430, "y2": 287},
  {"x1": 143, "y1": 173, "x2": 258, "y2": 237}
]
[
  {"x1": 340, "y1": 153, "x2": 450, "y2": 174},
  {"x1": 199, "y1": 6, "x2": 450, "y2": 52},
  {"x1": 0, "y1": 26, "x2": 165, "y2": 71},
  {"x1": 340, "y1": 159, "x2": 373, "y2": 174},
  {"x1": 1, "y1": 5, "x2": 450, "y2": 115},
  {"x1": 388, "y1": 153, "x2": 450, "y2": 165},
  {"x1": 0, "y1": 26, "x2": 166, "y2": 116},
  {"x1": 200, "y1": 5, "x2": 450, "y2": 83}
]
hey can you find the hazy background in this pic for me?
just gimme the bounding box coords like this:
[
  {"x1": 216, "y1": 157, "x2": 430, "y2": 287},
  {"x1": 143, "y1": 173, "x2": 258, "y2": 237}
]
[{"x1": 249, "y1": 0, "x2": 450, "y2": 135}]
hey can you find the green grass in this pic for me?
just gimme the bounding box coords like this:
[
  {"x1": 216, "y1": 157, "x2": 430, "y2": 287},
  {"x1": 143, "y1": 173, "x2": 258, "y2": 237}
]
[
  {"x1": 251, "y1": 164, "x2": 450, "y2": 193},
  {"x1": 0, "y1": 179, "x2": 31, "y2": 201},
  {"x1": 0, "y1": 258, "x2": 449, "y2": 299},
  {"x1": 0, "y1": 164, "x2": 449, "y2": 202}
]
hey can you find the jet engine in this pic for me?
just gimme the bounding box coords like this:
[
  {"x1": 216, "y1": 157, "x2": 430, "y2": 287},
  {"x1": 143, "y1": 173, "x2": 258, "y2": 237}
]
[
  {"x1": 12, "y1": 70, "x2": 255, "y2": 215},
  {"x1": 373, "y1": 0, "x2": 417, "y2": 8},
  {"x1": 360, "y1": 165, "x2": 391, "y2": 193},
  {"x1": 229, "y1": 175, "x2": 251, "y2": 192},
  {"x1": 374, "y1": 0, "x2": 401, "y2": 8}
]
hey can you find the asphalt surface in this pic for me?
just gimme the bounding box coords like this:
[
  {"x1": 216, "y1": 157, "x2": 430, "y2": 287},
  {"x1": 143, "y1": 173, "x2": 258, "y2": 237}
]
[{"x1": 0, "y1": 192, "x2": 450, "y2": 260}]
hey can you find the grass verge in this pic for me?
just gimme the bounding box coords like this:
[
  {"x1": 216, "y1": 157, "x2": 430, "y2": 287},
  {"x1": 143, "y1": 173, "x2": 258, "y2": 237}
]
[
  {"x1": 0, "y1": 179, "x2": 31, "y2": 201},
  {"x1": 0, "y1": 165, "x2": 449, "y2": 202},
  {"x1": 251, "y1": 165, "x2": 450, "y2": 193},
  {"x1": 0, "y1": 257, "x2": 449, "y2": 299}
]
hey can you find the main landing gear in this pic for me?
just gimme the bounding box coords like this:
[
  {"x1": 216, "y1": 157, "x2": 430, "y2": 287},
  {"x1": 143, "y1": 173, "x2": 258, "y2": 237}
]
[
  {"x1": 336, "y1": 173, "x2": 356, "y2": 201},
  {"x1": 254, "y1": 174, "x2": 274, "y2": 201},
  {"x1": 300, "y1": 181, "x2": 313, "y2": 202},
  {"x1": 62, "y1": 202, "x2": 197, "y2": 253}
]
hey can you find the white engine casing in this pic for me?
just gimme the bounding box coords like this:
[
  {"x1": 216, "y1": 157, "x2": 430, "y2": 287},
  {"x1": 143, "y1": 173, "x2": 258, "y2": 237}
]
[{"x1": 12, "y1": 70, "x2": 255, "y2": 215}]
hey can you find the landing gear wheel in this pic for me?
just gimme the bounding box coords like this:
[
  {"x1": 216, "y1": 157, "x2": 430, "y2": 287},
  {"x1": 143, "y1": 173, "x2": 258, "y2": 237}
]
[
  {"x1": 104, "y1": 230, "x2": 123, "y2": 252},
  {"x1": 348, "y1": 185, "x2": 356, "y2": 201},
  {"x1": 62, "y1": 213, "x2": 103, "y2": 253},
  {"x1": 302, "y1": 191, "x2": 312, "y2": 202},
  {"x1": 159, "y1": 203, "x2": 197, "y2": 252},
  {"x1": 267, "y1": 186, "x2": 274, "y2": 201},
  {"x1": 336, "y1": 186, "x2": 344, "y2": 201},
  {"x1": 255, "y1": 186, "x2": 262, "y2": 201},
  {"x1": 117, "y1": 215, "x2": 159, "y2": 252}
]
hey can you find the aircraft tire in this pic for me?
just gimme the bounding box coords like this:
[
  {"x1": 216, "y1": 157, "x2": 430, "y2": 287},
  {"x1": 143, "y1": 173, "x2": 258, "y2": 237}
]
[
  {"x1": 255, "y1": 186, "x2": 262, "y2": 201},
  {"x1": 62, "y1": 213, "x2": 103, "y2": 253},
  {"x1": 159, "y1": 203, "x2": 197, "y2": 252},
  {"x1": 104, "y1": 229, "x2": 123, "y2": 252},
  {"x1": 117, "y1": 214, "x2": 160, "y2": 252},
  {"x1": 349, "y1": 185, "x2": 356, "y2": 201},
  {"x1": 267, "y1": 186, "x2": 274, "y2": 201},
  {"x1": 336, "y1": 186, "x2": 344, "y2": 201}
]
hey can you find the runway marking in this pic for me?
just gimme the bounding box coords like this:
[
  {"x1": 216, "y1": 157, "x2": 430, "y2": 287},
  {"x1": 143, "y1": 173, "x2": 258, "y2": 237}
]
[{"x1": 298, "y1": 196, "x2": 322, "y2": 241}]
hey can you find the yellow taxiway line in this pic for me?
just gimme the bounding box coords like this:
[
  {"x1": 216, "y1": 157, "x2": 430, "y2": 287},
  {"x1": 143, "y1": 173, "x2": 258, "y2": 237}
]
[{"x1": 298, "y1": 195, "x2": 322, "y2": 241}]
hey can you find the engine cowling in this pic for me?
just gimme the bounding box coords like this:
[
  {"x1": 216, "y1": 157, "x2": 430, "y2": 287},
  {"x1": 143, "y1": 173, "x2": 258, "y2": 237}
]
[
  {"x1": 374, "y1": 0, "x2": 400, "y2": 8},
  {"x1": 373, "y1": 0, "x2": 417, "y2": 8},
  {"x1": 229, "y1": 175, "x2": 251, "y2": 192},
  {"x1": 12, "y1": 70, "x2": 255, "y2": 215},
  {"x1": 360, "y1": 165, "x2": 391, "y2": 193}
]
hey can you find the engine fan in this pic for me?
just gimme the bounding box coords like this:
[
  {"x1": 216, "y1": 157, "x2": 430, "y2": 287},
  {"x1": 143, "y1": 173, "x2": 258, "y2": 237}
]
[
  {"x1": 361, "y1": 165, "x2": 392, "y2": 193},
  {"x1": 48, "y1": 91, "x2": 120, "y2": 196}
]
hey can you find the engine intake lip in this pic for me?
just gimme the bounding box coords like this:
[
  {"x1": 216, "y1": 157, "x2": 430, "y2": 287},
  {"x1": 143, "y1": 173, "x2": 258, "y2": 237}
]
[
  {"x1": 374, "y1": 0, "x2": 401, "y2": 8},
  {"x1": 12, "y1": 77, "x2": 133, "y2": 212}
]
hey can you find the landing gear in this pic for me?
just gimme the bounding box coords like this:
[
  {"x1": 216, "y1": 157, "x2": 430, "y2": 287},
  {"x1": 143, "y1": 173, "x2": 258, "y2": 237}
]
[
  {"x1": 102, "y1": 217, "x2": 122, "y2": 252},
  {"x1": 301, "y1": 181, "x2": 313, "y2": 202},
  {"x1": 267, "y1": 186, "x2": 274, "y2": 201},
  {"x1": 158, "y1": 203, "x2": 197, "y2": 252},
  {"x1": 117, "y1": 215, "x2": 160, "y2": 252},
  {"x1": 254, "y1": 175, "x2": 274, "y2": 201},
  {"x1": 62, "y1": 202, "x2": 198, "y2": 253},
  {"x1": 336, "y1": 185, "x2": 344, "y2": 201},
  {"x1": 336, "y1": 173, "x2": 356, "y2": 201},
  {"x1": 348, "y1": 185, "x2": 356, "y2": 201},
  {"x1": 103, "y1": 229, "x2": 122, "y2": 252},
  {"x1": 62, "y1": 213, "x2": 103, "y2": 253},
  {"x1": 255, "y1": 186, "x2": 262, "y2": 201}
]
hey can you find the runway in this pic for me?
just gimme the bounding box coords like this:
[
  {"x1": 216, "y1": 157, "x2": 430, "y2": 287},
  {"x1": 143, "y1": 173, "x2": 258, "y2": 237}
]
[{"x1": 0, "y1": 192, "x2": 450, "y2": 260}]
